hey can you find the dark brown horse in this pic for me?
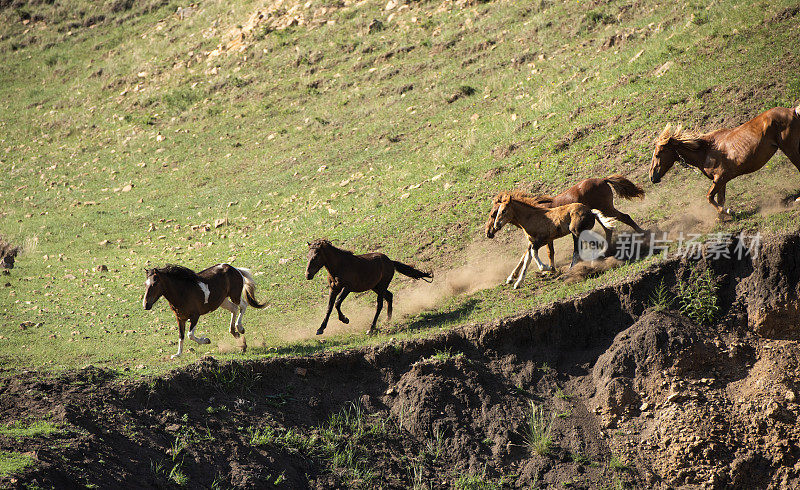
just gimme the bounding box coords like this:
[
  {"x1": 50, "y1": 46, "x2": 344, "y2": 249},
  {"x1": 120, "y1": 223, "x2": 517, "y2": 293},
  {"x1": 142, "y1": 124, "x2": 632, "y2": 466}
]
[
  {"x1": 0, "y1": 239, "x2": 19, "y2": 270},
  {"x1": 650, "y1": 106, "x2": 800, "y2": 216},
  {"x1": 485, "y1": 192, "x2": 602, "y2": 288},
  {"x1": 525, "y1": 175, "x2": 645, "y2": 243},
  {"x1": 143, "y1": 264, "x2": 266, "y2": 358},
  {"x1": 306, "y1": 239, "x2": 432, "y2": 335}
]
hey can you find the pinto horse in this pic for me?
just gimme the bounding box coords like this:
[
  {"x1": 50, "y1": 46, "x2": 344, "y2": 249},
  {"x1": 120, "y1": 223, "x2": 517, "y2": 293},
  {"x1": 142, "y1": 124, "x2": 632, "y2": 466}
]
[
  {"x1": 650, "y1": 106, "x2": 800, "y2": 216},
  {"x1": 527, "y1": 175, "x2": 645, "y2": 243},
  {"x1": 143, "y1": 264, "x2": 266, "y2": 358},
  {"x1": 306, "y1": 239, "x2": 432, "y2": 335},
  {"x1": 485, "y1": 192, "x2": 608, "y2": 288}
]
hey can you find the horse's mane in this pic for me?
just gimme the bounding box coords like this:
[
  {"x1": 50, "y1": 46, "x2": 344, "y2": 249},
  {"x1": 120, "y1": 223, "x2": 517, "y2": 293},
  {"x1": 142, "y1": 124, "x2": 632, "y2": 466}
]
[
  {"x1": 493, "y1": 190, "x2": 553, "y2": 208},
  {"x1": 654, "y1": 123, "x2": 705, "y2": 151},
  {"x1": 309, "y1": 239, "x2": 355, "y2": 256},
  {"x1": 155, "y1": 264, "x2": 199, "y2": 282}
]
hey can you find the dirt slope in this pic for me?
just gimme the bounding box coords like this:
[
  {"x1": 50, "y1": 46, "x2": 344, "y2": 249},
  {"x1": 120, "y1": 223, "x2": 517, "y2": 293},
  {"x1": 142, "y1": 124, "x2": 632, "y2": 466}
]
[{"x1": 2, "y1": 234, "x2": 800, "y2": 488}]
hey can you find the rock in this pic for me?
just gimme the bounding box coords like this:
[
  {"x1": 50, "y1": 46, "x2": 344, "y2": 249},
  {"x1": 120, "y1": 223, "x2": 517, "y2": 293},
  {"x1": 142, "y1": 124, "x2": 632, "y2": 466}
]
[
  {"x1": 165, "y1": 423, "x2": 181, "y2": 432},
  {"x1": 786, "y1": 390, "x2": 797, "y2": 403},
  {"x1": 368, "y1": 19, "x2": 383, "y2": 33},
  {"x1": 666, "y1": 392, "x2": 685, "y2": 404},
  {"x1": 213, "y1": 218, "x2": 227, "y2": 228},
  {"x1": 99, "y1": 240, "x2": 110, "y2": 246},
  {"x1": 121, "y1": 184, "x2": 133, "y2": 192},
  {"x1": 96, "y1": 265, "x2": 108, "y2": 272},
  {"x1": 385, "y1": 386, "x2": 397, "y2": 396},
  {"x1": 640, "y1": 402, "x2": 651, "y2": 411}
]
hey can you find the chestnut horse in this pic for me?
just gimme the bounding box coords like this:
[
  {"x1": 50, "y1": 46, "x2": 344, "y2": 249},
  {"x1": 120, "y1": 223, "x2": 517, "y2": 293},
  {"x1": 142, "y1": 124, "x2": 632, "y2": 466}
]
[
  {"x1": 143, "y1": 264, "x2": 266, "y2": 358},
  {"x1": 650, "y1": 106, "x2": 800, "y2": 216},
  {"x1": 527, "y1": 175, "x2": 645, "y2": 243},
  {"x1": 306, "y1": 239, "x2": 432, "y2": 335},
  {"x1": 485, "y1": 192, "x2": 607, "y2": 288}
]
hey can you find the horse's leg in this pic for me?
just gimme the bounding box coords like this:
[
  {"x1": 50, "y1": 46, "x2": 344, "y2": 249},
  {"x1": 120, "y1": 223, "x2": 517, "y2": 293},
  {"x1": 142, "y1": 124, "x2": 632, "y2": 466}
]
[
  {"x1": 235, "y1": 300, "x2": 247, "y2": 335},
  {"x1": 317, "y1": 286, "x2": 341, "y2": 335},
  {"x1": 171, "y1": 319, "x2": 186, "y2": 359},
  {"x1": 335, "y1": 288, "x2": 350, "y2": 324},
  {"x1": 512, "y1": 246, "x2": 534, "y2": 289},
  {"x1": 385, "y1": 290, "x2": 393, "y2": 321},
  {"x1": 220, "y1": 299, "x2": 239, "y2": 338},
  {"x1": 188, "y1": 316, "x2": 210, "y2": 345},
  {"x1": 707, "y1": 180, "x2": 729, "y2": 216},
  {"x1": 570, "y1": 234, "x2": 580, "y2": 268},
  {"x1": 611, "y1": 210, "x2": 644, "y2": 233},
  {"x1": 547, "y1": 241, "x2": 555, "y2": 270},
  {"x1": 368, "y1": 290, "x2": 385, "y2": 335},
  {"x1": 532, "y1": 246, "x2": 549, "y2": 271},
  {"x1": 506, "y1": 247, "x2": 530, "y2": 285},
  {"x1": 780, "y1": 144, "x2": 800, "y2": 201}
]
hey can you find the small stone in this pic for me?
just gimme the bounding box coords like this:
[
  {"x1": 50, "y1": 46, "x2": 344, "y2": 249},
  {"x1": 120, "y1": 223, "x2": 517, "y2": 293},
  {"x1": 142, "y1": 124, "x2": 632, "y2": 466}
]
[
  {"x1": 96, "y1": 265, "x2": 108, "y2": 272},
  {"x1": 786, "y1": 390, "x2": 797, "y2": 403},
  {"x1": 640, "y1": 402, "x2": 650, "y2": 411},
  {"x1": 99, "y1": 239, "x2": 110, "y2": 246},
  {"x1": 294, "y1": 367, "x2": 307, "y2": 376},
  {"x1": 121, "y1": 184, "x2": 133, "y2": 192},
  {"x1": 385, "y1": 386, "x2": 397, "y2": 396},
  {"x1": 213, "y1": 218, "x2": 227, "y2": 228},
  {"x1": 165, "y1": 424, "x2": 181, "y2": 432}
]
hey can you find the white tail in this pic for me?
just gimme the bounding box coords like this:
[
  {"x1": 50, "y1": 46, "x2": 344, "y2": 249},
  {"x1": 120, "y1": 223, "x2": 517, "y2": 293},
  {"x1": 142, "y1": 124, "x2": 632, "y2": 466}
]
[
  {"x1": 591, "y1": 209, "x2": 617, "y2": 229},
  {"x1": 235, "y1": 267, "x2": 266, "y2": 308}
]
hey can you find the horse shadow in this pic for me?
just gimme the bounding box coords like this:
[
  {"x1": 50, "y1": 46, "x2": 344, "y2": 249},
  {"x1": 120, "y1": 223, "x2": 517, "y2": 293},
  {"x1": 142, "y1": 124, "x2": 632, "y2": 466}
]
[{"x1": 391, "y1": 298, "x2": 480, "y2": 333}]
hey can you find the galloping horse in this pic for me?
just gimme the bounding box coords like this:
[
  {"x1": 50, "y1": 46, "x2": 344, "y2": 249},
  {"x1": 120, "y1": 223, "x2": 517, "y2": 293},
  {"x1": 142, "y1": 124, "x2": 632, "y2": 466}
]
[
  {"x1": 485, "y1": 192, "x2": 609, "y2": 288},
  {"x1": 528, "y1": 175, "x2": 645, "y2": 242},
  {"x1": 306, "y1": 239, "x2": 432, "y2": 335},
  {"x1": 143, "y1": 264, "x2": 266, "y2": 358},
  {"x1": 650, "y1": 106, "x2": 800, "y2": 216}
]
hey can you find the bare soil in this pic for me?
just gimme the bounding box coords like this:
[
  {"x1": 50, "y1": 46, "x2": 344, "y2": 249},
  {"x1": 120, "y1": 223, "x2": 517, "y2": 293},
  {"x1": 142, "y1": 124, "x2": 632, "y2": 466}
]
[{"x1": 2, "y1": 234, "x2": 800, "y2": 488}]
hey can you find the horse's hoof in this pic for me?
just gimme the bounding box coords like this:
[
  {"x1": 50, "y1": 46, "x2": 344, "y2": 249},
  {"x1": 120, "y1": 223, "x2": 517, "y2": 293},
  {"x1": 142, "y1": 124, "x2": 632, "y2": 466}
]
[
  {"x1": 171, "y1": 354, "x2": 181, "y2": 359},
  {"x1": 367, "y1": 328, "x2": 378, "y2": 336},
  {"x1": 237, "y1": 326, "x2": 245, "y2": 334},
  {"x1": 316, "y1": 327, "x2": 325, "y2": 335},
  {"x1": 202, "y1": 338, "x2": 211, "y2": 345},
  {"x1": 231, "y1": 331, "x2": 240, "y2": 339},
  {"x1": 340, "y1": 317, "x2": 350, "y2": 324}
]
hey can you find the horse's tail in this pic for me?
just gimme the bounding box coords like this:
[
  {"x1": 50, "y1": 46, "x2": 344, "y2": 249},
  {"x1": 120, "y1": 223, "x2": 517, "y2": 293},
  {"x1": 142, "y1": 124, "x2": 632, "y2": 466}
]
[
  {"x1": 591, "y1": 209, "x2": 617, "y2": 229},
  {"x1": 603, "y1": 174, "x2": 645, "y2": 200},
  {"x1": 236, "y1": 267, "x2": 267, "y2": 308},
  {"x1": 392, "y1": 261, "x2": 433, "y2": 283}
]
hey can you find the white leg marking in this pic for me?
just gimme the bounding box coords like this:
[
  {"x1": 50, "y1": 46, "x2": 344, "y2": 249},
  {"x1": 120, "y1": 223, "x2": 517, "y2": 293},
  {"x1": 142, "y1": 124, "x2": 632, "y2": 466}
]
[
  {"x1": 513, "y1": 248, "x2": 533, "y2": 289},
  {"x1": 171, "y1": 338, "x2": 184, "y2": 359},
  {"x1": 507, "y1": 251, "x2": 527, "y2": 284},
  {"x1": 198, "y1": 281, "x2": 210, "y2": 303},
  {"x1": 236, "y1": 301, "x2": 247, "y2": 334},
  {"x1": 188, "y1": 326, "x2": 210, "y2": 345},
  {"x1": 531, "y1": 248, "x2": 547, "y2": 271}
]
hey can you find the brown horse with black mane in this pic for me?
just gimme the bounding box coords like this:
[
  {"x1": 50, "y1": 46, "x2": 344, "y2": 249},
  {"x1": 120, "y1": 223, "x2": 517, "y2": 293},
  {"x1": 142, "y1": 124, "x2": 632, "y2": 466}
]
[
  {"x1": 526, "y1": 174, "x2": 645, "y2": 243},
  {"x1": 306, "y1": 239, "x2": 432, "y2": 335},
  {"x1": 650, "y1": 106, "x2": 800, "y2": 216},
  {"x1": 143, "y1": 263, "x2": 266, "y2": 358}
]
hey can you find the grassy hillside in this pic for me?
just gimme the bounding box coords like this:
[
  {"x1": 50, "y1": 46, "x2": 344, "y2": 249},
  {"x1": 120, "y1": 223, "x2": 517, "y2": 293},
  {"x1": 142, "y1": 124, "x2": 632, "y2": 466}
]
[{"x1": 1, "y1": 0, "x2": 799, "y2": 374}]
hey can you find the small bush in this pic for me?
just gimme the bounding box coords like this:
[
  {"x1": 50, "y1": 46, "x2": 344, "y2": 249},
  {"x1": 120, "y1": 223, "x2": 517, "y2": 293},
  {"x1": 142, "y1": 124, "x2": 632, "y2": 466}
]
[
  {"x1": 647, "y1": 279, "x2": 673, "y2": 312},
  {"x1": 677, "y1": 266, "x2": 718, "y2": 324}
]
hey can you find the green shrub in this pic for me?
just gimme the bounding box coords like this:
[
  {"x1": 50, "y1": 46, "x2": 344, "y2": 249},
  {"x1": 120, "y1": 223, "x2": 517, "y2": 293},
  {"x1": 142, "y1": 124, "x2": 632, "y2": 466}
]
[{"x1": 677, "y1": 266, "x2": 718, "y2": 324}]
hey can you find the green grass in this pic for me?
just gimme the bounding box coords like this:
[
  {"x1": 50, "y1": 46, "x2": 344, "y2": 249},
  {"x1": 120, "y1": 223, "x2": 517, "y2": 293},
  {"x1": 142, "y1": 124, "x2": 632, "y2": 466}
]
[
  {"x1": 647, "y1": 278, "x2": 674, "y2": 312},
  {"x1": 1, "y1": 0, "x2": 799, "y2": 375},
  {"x1": 0, "y1": 420, "x2": 59, "y2": 439},
  {"x1": 521, "y1": 401, "x2": 553, "y2": 456},
  {"x1": 0, "y1": 450, "x2": 34, "y2": 477}
]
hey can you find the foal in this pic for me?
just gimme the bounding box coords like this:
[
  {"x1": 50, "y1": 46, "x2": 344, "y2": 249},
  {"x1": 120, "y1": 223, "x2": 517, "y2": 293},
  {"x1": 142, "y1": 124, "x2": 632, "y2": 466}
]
[
  {"x1": 143, "y1": 264, "x2": 266, "y2": 358},
  {"x1": 306, "y1": 239, "x2": 432, "y2": 335},
  {"x1": 485, "y1": 191, "x2": 606, "y2": 288},
  {"x1": 650, "y1": 106, "x2": 800, "y2": 216}
]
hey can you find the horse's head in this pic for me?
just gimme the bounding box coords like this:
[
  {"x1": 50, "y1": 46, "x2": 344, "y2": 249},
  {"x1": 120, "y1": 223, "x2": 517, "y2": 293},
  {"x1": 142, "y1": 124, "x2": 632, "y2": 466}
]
[
  {"x1": 650, "y1": 123, "x2": 680, "y2": 184},
  {"x1": 306, "y1": 240, "x2": 328, "y2": 280},
  {"x1": 143, "y1": 268, "x2": 164, "y2": 310},
  {"x1": 485, "y1": 194, "x2": 512, "y2": 239}
]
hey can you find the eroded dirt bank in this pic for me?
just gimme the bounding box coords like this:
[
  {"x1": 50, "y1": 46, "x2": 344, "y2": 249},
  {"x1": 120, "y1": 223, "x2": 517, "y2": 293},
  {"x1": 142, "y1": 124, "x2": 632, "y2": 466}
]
[{"x1": 2, "y1": 235, "x2": 800, "y2": 489}]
